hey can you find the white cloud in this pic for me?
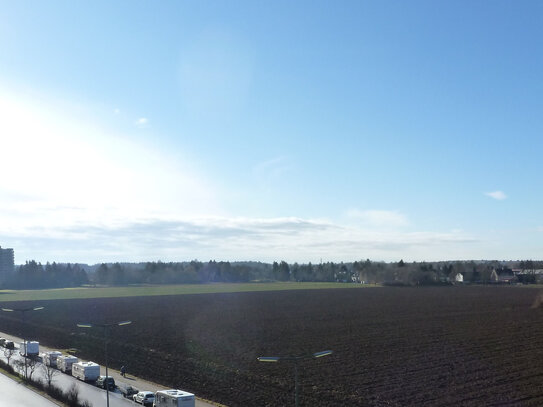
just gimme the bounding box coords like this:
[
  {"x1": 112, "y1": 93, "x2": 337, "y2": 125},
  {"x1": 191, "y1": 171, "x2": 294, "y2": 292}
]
[
  {"x1": 135, "y1": 117, "x2": 149, "y2": 127},
  {"x1": 485, "y1": 190, "x2": 507, "y2": 200},
  {"x1": 346, "y1": 209, "x2": 409, "y2": 228},
  {"x1": 0, "y1": 216, "x2": 476, "y2": 264}
]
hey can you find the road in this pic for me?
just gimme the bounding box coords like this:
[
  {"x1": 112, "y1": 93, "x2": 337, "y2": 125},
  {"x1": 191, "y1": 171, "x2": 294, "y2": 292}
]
[
  {"x1": 1, "y1": 372, "x2": 60, "y2": 407},
  {"x1": 0, "y1": 331, "x2": 221, "y2": 407}
]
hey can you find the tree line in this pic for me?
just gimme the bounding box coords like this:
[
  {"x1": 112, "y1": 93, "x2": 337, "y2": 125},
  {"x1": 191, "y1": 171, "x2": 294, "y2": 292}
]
[{"x1": 1, "y1": 259, "x2": 541, "y2": 289}]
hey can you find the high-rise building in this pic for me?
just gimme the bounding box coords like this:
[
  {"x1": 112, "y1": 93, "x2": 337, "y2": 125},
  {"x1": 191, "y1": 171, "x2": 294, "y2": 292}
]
[{"x1": 0, "y1": 246, "x2": 15, "y2": 281}]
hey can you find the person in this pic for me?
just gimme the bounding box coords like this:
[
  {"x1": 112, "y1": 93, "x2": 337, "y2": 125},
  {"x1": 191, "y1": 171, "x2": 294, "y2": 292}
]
[{"x1": 120, "y1": 365, "x2": 126, "y2": 377}]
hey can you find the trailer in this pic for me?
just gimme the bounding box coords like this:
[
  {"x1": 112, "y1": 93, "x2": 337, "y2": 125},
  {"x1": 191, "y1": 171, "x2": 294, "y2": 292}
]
[
  {"x1": 154, "y1": 390, "x2": 195, "y2": 407},
  {"x1": 43, "y1": 351, "x2": 63, "y2": 368},
  {"x1": 19, "y1": 341, "x2": 39, "y2": 356},
  {"x1": 57, "y1": 355, "x2": 78, "y2": 373},
  {"x1": 72, "y1": 361, "x2": 100, "y2": 382}
]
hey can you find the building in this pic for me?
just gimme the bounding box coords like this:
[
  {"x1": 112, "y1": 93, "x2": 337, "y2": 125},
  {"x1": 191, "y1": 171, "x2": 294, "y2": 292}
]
[{"x1": 0, "y1": 246, "x2": 15, "y2": 282}]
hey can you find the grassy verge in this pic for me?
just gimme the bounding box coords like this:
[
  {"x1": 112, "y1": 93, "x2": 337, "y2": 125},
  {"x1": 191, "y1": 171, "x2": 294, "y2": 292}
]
[{"x1": 0, "y1": 282, "x2": 377, "y2": 302}]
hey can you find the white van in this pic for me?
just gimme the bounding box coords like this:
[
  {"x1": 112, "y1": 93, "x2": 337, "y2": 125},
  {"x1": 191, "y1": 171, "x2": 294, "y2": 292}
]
[
  {"x1": 72, "y1": 361, "x2": 100, "y2": 382},
  {"x1": 57, "y1": 355, "x2": 78, "y2": 373},
  {"x1": 153, "y1": 389, "x2": 195, "y2": 407}
]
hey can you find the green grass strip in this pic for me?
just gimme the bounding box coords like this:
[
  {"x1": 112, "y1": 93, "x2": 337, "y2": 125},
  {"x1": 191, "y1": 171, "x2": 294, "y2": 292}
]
[{"x1": 0, "y1": 282, "x2": 377, "y2": 302}]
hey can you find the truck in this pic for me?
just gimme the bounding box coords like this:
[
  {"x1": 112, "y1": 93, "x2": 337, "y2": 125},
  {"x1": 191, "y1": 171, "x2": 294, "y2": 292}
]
[
  {"x1": 19, "y1": 341, "x2": 39, "y2": 356},
  {"x1": 153, "y1": 390, "x2": 195, "y2": 407},
  {"x1": 72, "y1": 361, "x2": 100, "y2": 382},
  {"x1": 43, "y1": 351, "x2": 63, "y2": 368},
  {"x1": 57, "y1": 355, "x2": 78, "y2": 373}
]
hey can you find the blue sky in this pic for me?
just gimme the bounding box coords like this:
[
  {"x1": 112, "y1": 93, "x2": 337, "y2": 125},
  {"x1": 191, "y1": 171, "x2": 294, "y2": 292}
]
[{"x1": 0, "y1": 1, "x2": 542, "y2": 264}]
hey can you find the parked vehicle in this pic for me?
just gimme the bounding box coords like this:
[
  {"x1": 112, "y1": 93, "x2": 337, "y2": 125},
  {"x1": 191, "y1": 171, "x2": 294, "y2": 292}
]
[
  {"x1": 72, "y1": 361, "x2": 100, "y2": 382},
  {"x1": 19, "y1": 341, "x2": 39, "y2": 356},
  {"x1": 57, "y1": 355, "x2": 78, "y2": 373},
  {"x1": 153, "y1": 389, "x2": 195, "y2": 407},
  {"x1": 43, "y1": 351, "x2": 63, "y2": 368},
  {"x1": 119, "y1": 384, "x2": 139, "y2": 398},
  {"x1": 96, "y1": 375, "x2": 116, "y2": 391},
  {"x1": 0, "y1": 338, "x2": 6, "y2": 347},
  {"x1": 3, "y1": 340, "x2": 14, "y2": 349},
  {"x1": 133, "y1": 391, "x2": 155, "y2": 406}
]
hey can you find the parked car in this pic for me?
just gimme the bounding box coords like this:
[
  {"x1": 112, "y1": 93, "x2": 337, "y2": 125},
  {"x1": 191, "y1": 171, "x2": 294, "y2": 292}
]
[
  {"x1": 95, "y1": 375, "x2": 116, "y2": 390},
  {"x1": 3, "y1": 340, "x2": 14, "y2": 349},
  {"x1": 119, "y1": 384, "x2": 139, "y2": 398},
  {"x1": 0, "y1": 338, "x2": 6, "y2": 347},
  {"x1": 133, "y1": 391, "x2": 155, "y2": 406}
]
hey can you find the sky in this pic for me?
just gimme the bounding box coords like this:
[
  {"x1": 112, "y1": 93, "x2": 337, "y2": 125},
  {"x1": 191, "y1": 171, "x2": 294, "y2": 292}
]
[{"x1": 0, "y1": 0, "x2": 542, "y2": 265}]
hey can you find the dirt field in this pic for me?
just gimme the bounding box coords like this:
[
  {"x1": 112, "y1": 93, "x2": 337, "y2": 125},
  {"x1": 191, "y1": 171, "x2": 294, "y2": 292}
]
[{"x1": 1, "y1": 286, "x2": 543, "y2": 406}]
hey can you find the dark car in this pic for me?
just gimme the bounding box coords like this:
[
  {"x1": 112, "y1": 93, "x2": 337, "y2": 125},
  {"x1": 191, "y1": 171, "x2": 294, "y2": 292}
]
[
  {"x1": 95, "y1": 375, "x2": 115, "y2": 390},
  {"x1": 119, "y1": 384, "x2": 139, "y2": 398}
]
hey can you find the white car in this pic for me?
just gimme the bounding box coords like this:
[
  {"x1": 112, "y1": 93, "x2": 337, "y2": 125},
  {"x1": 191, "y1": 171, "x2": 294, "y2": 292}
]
[{"x1": 133, "y1": 391, "x2": 155, "y2": 406}]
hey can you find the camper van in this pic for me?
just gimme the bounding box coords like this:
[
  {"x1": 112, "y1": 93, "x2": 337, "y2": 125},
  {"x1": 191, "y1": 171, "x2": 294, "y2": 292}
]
[
  {"x1": 43, "y1": 351, "x2": 63, "y2": 368},
  {"x1": 72, "y1": 361, "x2": 100, "y2": 382},
  {"x1": 57, "y1": 355, "x2": 78, "y2": 373},
  {"x1": 153, "y1": 390, "x2": 195, "y2": 407},
  {"x1": 19, "y1": 341, "x2": 39, "y2": 356}
]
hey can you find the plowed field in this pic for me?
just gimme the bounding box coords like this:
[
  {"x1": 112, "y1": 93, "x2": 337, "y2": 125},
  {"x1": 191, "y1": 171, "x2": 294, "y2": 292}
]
[{"x1": 1, "y1": 286, "x2": 543, "y2": 406}]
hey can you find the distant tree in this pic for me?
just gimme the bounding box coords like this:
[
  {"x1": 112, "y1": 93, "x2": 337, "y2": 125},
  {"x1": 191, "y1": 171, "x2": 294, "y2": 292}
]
[
  {"x1": 336, "y1": 263, "x2": 351, "y2": 282},
  {"x1": 95, "y1": 264, "x2": 109, "y2": 285},
  {"x1": 272, "y1": 261, "x2": 280, "y2": 280},
  {"x1": 278, "y1": 261, "x2": 290, "y2": 281},
  {"x1": 110, "y1": 263, "x2": 126, "y2": 285}
]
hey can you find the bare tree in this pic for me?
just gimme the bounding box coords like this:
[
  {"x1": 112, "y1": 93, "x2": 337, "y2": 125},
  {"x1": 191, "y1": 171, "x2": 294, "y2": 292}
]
[
  {"x1": 27, "y1": 357, "x2": 39, "y2": 380},
  {"x1": 13, "y1": 359, "x2": 24, "y2": 376},
  {"x1": 3, "y1": 348, "x2": 14, "y2": 366},
  {"x1": 41, "y1": 362, "x2": 60, "y2": 387},
  {"x1": 66, "y1": 383, "x2": 79, "y2": 407}
]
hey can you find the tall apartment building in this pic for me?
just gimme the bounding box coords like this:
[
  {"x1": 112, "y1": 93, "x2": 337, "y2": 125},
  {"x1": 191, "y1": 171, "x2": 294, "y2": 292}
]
[{"x1": 0, "y1": 246, "x2": 15, "y2": 281}]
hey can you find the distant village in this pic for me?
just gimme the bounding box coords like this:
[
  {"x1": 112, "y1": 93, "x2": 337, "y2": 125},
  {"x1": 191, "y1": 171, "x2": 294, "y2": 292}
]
[{"x1": 0, "y1": 245, "x2": 541, "y2": 289}]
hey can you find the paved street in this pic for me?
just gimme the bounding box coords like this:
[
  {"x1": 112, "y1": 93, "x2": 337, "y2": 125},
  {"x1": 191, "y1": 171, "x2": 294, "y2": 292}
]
[
  {"x1": 1, "y1": 373, "x2": 60, "y2": 407},
  {"x1": 0, "y1": 331, "x2": 221, "y2": 407}
]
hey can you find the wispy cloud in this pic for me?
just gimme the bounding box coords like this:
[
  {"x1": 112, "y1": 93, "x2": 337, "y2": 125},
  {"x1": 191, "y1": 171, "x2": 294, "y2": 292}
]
[
  {"x1": 135, "y1": 117, "x2": 149, "y2": 127},
  {"x1": 485, "y1": 190, "x2": 507, "y2": 200},
  {"x1": 1, "y1": 216, "x2": 476, "y2": 264}
]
